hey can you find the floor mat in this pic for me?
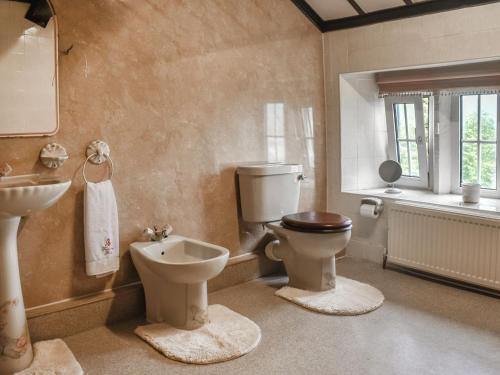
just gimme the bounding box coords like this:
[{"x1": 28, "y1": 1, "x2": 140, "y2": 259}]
[
  {"x1": 15, "y1": 338, "x2": 83, "y2": 375},
  {"x1": 276, "y1": 276, "x2": 384, "y2": 315},
  {"x1": 135, "y1": 304, "x2": 261, "y2": 364}
]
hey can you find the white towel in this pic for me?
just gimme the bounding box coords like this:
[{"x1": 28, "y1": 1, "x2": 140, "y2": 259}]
[{"x1": 84, "y1": 180, "x2": 119, "y2": 277}]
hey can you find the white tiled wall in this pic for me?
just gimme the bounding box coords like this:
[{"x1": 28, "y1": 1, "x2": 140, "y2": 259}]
[
  {"x1": 339, "y1": 73, "x2": 387, "y2": 191},
  {"x1": 0, "y1": 0, "x2": 57, "y2": 135},
  {"x1": 324, "y1": 2, "x2": 500, "y2": 263}
]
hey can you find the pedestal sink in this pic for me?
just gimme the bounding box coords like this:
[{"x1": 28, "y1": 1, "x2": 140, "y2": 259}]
[{"x1": 0, "y1": 174, "x2": 71, "y2": 374}]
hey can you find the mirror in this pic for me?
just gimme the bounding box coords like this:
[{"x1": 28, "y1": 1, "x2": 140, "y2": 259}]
[
  {"x1": 379, "y1": 160, "x2": 402, "y2": 194},
  {"x1": 0, "y1": 0, "x2": 58, "y2": 137}
]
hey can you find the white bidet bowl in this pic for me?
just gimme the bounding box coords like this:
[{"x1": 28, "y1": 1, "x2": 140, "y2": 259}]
[{"x1": 130, "y1": 235, "x2": 229, "y2": 329}]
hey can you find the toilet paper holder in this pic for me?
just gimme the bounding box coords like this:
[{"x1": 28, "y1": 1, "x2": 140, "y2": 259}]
[{"x1": 361, "y1": 197, "x2": 384, "y2": 215}]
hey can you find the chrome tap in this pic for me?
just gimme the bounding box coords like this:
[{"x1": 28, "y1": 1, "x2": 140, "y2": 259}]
[{"x1": 143, "y1": 224, "x2": 173, "y2": 241}]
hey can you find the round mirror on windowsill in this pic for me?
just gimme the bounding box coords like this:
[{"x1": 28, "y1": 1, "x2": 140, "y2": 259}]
[{"x1": 379, "y1": 160, "x2": 403, "y2": 194}]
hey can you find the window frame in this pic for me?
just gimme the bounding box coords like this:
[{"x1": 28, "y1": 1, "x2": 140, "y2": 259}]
[
  {"x1": 385, "y1": 96, "x2": 429, "y2": 189},
  {"x1": 451, "y1": 94, "x2": 500, "y2": 198}
]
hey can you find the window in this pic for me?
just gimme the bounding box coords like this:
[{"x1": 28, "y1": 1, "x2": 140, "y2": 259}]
[
  {"x1": 459, "y1": 94, "x2": 499, "y2": 190},
  {"x1": 385, "y1": 96, "x2": 428, "y2": 188},
  {"x1": 423, "y1": 96, "x2": 430, "y2": 156},
  {"x1": 394, "y1": 103, "x2": 420, "y2": 177},
  {"x1": 385, "y1": 94, "x2": 500, "y2": 195}
]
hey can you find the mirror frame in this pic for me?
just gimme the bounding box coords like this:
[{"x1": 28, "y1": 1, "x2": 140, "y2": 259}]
[
  {"x1": 378, "y1": 160, "x2": 403, "y2": 183},
  {"x1": 0, "y1": 0, "x2": 59, "y2": 138}
]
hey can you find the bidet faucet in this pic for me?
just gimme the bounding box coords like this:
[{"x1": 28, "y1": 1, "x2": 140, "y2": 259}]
[
  {"x1": 0, "y1": 162, "x2": 12, "y2": 177},
  {"x1": 144, "y1": 224, "x2": 173, "y2": 241}
]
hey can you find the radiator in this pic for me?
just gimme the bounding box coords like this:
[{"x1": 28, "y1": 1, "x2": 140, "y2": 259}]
[{"x1": 388, "y1": 201, "x2": 500, "y2": 291}]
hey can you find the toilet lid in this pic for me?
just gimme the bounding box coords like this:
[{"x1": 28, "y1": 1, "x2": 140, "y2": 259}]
[{"x1": 282, "y1": 211, "x2": 352, "y2": 232}]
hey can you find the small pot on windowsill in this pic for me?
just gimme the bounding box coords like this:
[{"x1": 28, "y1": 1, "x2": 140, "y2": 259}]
[{"x1": 462, "y1": 183, "x2": 481, "y2": 204}]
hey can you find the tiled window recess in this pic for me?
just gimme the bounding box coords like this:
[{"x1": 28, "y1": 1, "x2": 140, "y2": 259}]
[
  {"x1": 0, "y1": 1, "x2": 57, "y2": 134},
  {"x1": 340, "y1": 74, "x2": 388, "y2": 191}
]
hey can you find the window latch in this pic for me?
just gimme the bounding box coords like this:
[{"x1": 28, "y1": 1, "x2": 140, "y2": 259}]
[{"x1": 417, "y1": 136, "x2": 424, "y2": 145}]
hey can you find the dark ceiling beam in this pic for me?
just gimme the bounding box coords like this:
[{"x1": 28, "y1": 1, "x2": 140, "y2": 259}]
[
  {"x1": 25, "y1": 0, "x2": 53, "y2": 28},
  {"x1": 290, "y1": 0, "x2": 325, "y2": 32},
  {"x1": 347, "y1": 0, "x2": 365, "y2": 15},
  {"x1": 322, "y1": 0, "x2": 500, "y2": 31},
  {"x1": 8, "y1": 0, "x2": 53, "y2": 28}
]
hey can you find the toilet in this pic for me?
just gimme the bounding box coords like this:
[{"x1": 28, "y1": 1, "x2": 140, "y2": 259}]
[{"x1": 237, "y1": 163, "x2": 352, "y2": 291}]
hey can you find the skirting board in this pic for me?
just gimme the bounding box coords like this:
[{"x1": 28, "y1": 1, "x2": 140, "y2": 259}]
[
  {"x1": 385, "y1": 262, "x2": 500, "y2": 299},
  {"x1": 27, "y1": 251, "x2": 281, "y2": 341}
]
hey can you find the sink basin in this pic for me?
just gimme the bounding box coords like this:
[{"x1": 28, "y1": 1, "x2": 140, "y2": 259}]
[
  {"x1": 0, "y1": 174, "x2": 71, "y2": 218},
  {"x1": 0, "y1": 174, "x2": 71, "y2": 374}
]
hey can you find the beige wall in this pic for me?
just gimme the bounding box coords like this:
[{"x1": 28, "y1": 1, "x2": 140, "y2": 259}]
[
  {"x1": 324, "y1": 3, "x2": 500, "y2": 263},
  {"x1": 0, "y1": 0, "x2": 326, "y2": 308}
]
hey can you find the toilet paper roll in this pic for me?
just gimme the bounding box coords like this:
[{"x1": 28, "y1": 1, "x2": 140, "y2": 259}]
[{"x1": 360, "y1": 204, "x2": 379, "y2": 219}]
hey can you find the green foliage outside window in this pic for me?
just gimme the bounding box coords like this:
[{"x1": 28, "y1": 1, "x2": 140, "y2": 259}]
[{"x1": 461, "y1": 95, "x2": 497, "y2": 189}]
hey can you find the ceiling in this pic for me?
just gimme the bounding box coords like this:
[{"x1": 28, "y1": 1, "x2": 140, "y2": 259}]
[{"x1": 292, "y1": 0, "x2": 500, "y2": 32}]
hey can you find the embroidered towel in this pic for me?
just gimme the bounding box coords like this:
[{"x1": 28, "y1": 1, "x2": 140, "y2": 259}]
[{"x1": 84, "y1": 180, "x2": 119, "y2": 277}]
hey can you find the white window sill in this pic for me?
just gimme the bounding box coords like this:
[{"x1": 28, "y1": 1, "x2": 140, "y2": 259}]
[{"x1": 343, "y1": 187, "x2": 500, "y2": 216}]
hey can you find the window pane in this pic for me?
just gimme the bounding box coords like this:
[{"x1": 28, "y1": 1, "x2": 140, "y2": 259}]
[
  {"x1": 462, "y1": 142, "x2": 478, "y2": 184},
  {"x1": 462, "y1": 95, "x2": 478, "y2": 141},
  {"x1": 480, "y1": 95, "x2": 497, "y2": 141},
  {"x1": 409, "y1": 142, "x2": 420, "y2": 177},
  {"x1": 423, "y1": 97, "x2": 429, "y2": 154},
  {"x1": 398, "y1": 141, "x2": 410, "y2": 176},
  {"x1": 480, "y1": 143, "x2": 496, "y2": 189},
  {"x1": 406, "y1": 104, "x2": 416, "y2": 139},
  {"x1": 423, "y1": 97, "x2": 429, "y2": 130},
  {"x1": 394, "y1": 104, "x2": 407, "y2": 139}
]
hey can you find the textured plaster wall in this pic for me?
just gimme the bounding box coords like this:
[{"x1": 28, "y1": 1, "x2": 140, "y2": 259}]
[{"x1": 0, "y1": 0, "x2": 326, "y2": 308}]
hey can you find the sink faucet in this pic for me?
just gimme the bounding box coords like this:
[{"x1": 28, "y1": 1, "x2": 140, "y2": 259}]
[
  {"x1": 143, "y1": 224, "x2": 173, "y2": 241},
  {"x1": 0, "y1": 163, "x2": 12, "y2": 177}
]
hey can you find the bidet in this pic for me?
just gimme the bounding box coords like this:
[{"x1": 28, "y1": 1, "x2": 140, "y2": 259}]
[
  {"x1": 130, "y1": 235, "x2": 229, "y2": 330},
  {"x1": 0, "y1": 174, "x2": 71, "y2": 374}
]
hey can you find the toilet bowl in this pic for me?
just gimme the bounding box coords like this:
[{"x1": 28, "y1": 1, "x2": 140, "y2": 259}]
[
  {"x1": 130, "y1": 235, "x2": 229, "y2": 330},
  {"x1": 265, "y1": 212, "x2": 351, "y2": 291},
  {"x1": 236, "y1": 164, "x2": 352, "y2": 292}
]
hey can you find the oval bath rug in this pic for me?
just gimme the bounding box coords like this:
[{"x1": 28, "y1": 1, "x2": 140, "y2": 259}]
[
  {"x1": 276, "y1": 276, "x2": 384, "y2": 315},
  {"x1": 135, "y1": 304, "x2": 261, "y2": 364}
]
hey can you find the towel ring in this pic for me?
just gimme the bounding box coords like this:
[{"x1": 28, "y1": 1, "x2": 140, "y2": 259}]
[{"x1": 83, "y1": 140, "x2": 114, "y2": 183}]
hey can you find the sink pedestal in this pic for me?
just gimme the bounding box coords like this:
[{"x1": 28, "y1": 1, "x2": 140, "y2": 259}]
[
  {"x1": 0, "y1": 217, "x2": 33, "y2": 374},
  {"x1": 0, "y1": 175, "x2": 71, "y2": 374}
]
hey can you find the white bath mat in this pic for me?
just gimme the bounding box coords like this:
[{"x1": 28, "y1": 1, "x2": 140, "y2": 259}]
[
  {"x1": 135, "y1": 304, "x2": 261, "y2": 364},
  {"x1": 276, "y1": 276, "x2": 384, "y2": 315},
  {"x1": 14, "y1": 338, "x2": 83, "y2": 375}
]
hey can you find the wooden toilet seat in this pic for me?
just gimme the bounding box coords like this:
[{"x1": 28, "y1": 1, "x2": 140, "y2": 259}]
[{"x1": 281, "y1": 211, "x2": 352, "y2": 233}]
